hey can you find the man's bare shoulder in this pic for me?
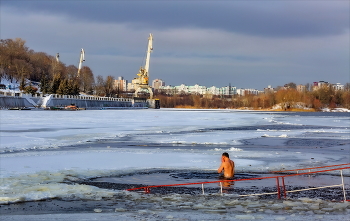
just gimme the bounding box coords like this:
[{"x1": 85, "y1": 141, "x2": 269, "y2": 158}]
[{"x1": 223, "y1": 160, "x2": 230, "y2": 165}]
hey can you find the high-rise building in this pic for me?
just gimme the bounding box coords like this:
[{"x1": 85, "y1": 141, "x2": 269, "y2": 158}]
[
  {"x1": 114, "y1": 76, "x2": 128, "y2": 91},
  {"x1": 152, "y1": 79, "x2": 165, "y2": 89}
]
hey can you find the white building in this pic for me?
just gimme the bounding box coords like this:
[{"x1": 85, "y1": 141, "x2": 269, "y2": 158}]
[
  {"x1": 333, "y1": 83, "x2": 344, "y2": 91},
  {"x1": 188, "y1": 84, "x2": 207, "y2": 94},
  {"x1": 312, "y1": 81, "x2": 329, "y2": 90},
  {"x1": 207, "y1": 86, "x2": 221, "y2": 95},
  {"x1": 158, "y1": 84, "x2": 238, "y2": 96},
  {"x1": 264, "y1": 85, "x2": 274, "y2": 93},
  {"x1": 152, "y1": 79, "x2": 165, "y2": 89},
  {"x1": 174, "y1": 84, "x2": 189, "y2": 94},
  {"x1": 312, "y1": 81, "x2": 345, "y2": 91},
  {"x1": 158, "y1": 85, "x2": 177, "y2": 95},
  {"x1": 236, "y1": 88, "x2": 260, "y2": 96},
  {"x1": 221, "y1": 86, "x2": 236, "y2": 96}
]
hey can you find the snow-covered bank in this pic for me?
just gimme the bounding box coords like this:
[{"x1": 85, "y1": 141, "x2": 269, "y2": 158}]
[
  {"x1": 2, "y1": 212, "x2": 350, "y2": 221},
  {"x1": 322, "y1": 107, "x2": 350, "y2": 112}
]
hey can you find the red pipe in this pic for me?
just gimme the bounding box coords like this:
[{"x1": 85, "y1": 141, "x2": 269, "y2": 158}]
[
  {"x1": 281, "y1": 177, "x2": 287, "y2": 199},
  {"x1": 276, "y1": 177, "x2": 281, "y2": 199}
]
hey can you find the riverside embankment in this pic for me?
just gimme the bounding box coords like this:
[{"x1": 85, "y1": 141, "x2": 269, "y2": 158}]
[{"x1": 0, "y1": 91, "x2": 159, "y2": 109}]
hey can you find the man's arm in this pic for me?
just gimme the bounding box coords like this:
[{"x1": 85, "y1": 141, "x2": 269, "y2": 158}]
[{"x1": 218, "y1": 163, "x2": 224, "y2": 173}]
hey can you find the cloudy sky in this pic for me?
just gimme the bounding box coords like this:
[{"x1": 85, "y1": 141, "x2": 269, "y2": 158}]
[{"x1": 1, "y1": 0, "x2": 349, "y2": 89}]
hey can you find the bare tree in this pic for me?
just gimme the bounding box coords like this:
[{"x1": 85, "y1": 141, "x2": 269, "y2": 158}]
[
  {"x1": 12, "y1": 59, "x2": 33, "y2": 80},
  {"x1": 104, "y1": 75, "x2": 115, "y2": 97},
  {"x1": 95, "y1": 75, "x2": 105, "y2": 96},
  {"x1": 285, "y1": 82, "x2": 297, "y2": 89},
  {"x1": 0, "y1": 38, "x2": 29, "y2": 82},
  {"x1": 78, "y1": 66, "x2": 95, "y2": 94},
  {"x1": 28, "y1": 51, "x2": 51, "y2": 82},
  {"x1": 66, "y1": 65, "x2": 78, "y2": 80}
]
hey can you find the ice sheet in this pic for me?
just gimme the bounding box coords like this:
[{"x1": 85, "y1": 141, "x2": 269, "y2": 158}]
[{"x1": 0, "y1": 109, "x2": 349, "y2": 204}]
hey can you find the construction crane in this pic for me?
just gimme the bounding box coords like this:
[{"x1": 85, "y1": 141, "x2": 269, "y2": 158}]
[
  {"x1": 132, "y1": 33, "x2": 153, "y2": 99},
  {"x1": 77, "y1": 48, "x2": 85, "y2": 77}
]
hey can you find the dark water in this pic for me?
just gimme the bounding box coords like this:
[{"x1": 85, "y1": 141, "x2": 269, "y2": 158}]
[
  {"x1": 91, "y1": 170, "x2": 341, "y2": 189},
  {"x1": 91, "y1": 170, "x2": 263, "y2": 187}
]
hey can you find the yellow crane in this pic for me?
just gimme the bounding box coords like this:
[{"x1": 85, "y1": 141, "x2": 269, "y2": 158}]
[{"x1": 132, "y1": 33, "x2": 153, "y2": 99}]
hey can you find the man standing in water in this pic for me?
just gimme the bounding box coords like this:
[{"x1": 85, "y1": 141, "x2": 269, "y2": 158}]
[{"x1": 217, "y1": 152, "x2": 235, "y2": 178}]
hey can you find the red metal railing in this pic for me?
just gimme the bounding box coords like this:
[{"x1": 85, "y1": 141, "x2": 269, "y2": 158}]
[
  {"x1": 126, "y1": 175, "x2": 283, "y2": 196},
  {"x1": 126, "y1": 164, "x2": 350, "y2": 201},
  {"x1": 277, "y1": 166, "x2": 350, "y2": 201},
  {"x1": 271, "y1": 163, "x2": 350, "y2": 174}
]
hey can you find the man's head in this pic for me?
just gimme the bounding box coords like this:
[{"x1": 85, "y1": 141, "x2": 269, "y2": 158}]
[{"x1": 222, "y1": 152, "x2": 229, "y2": 158}]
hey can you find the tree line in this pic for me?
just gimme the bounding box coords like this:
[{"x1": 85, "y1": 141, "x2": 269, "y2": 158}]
[
  {"x1": 155, "y1": 83, "x2": 350, "y2": 110},
  {"x1": 0, "y1": 38, "x2": 118, "y2": 97}
]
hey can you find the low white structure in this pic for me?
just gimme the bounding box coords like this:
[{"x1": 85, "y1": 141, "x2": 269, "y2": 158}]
[
  {"x1": 333, "y1": 83, "x2": 344, "y2": 91},
  {"x1": 158, "y1": 84, "x2": 238, "y2": 96},
  {"x1": 236, "y1": 88, "x2": 260, "y2": 96}
]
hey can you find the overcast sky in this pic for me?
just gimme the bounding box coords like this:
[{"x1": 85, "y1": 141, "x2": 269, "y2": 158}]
[{"x1": 1, "y1": 0, "x2": 349, "y2": 89}]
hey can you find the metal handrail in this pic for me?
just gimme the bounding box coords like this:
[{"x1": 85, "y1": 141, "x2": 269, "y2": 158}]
[
  {"x1": 271, "y1": 163, "x2": 350, "y2": 174},
  {"x1": 126, "y1": 165, "x2": 350, "y2": 201}
]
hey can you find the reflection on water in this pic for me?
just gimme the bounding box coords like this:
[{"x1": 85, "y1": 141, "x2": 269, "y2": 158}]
[{"x1": 218, "y1": 174, "x2": 235, "y2": 188}]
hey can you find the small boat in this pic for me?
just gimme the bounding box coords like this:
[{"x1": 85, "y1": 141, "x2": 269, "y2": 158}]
[
  {"x1": 64, "y1": 104, "x2": 85, "y2": 110},
  {"x1": 44, "y1": 104, "x2": 84, "y2": 111},
  {"x1": 65, "y1": 104, "x2": 78, "y2": 111}
]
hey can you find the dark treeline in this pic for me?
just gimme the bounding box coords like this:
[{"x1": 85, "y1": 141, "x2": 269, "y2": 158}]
[
  {"x1": 0, "y1": 38, "x2": 117, "y2": 97},
  {"x1": 155, "y1": 84, "x2": 350, "y2": 110}
]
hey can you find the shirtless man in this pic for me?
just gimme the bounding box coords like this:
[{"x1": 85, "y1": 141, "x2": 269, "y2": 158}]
[{"x1": 217, "y1": 152, "x2": 235, "y2": 179}]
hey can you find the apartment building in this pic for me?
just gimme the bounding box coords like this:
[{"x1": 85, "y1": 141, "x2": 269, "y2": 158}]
[
  {"x1": 114, "y1": 77, "x2": 128, "y2": 91},
  {"x1": 152, "y1": 79, "x2": 165, "y2": 89}
]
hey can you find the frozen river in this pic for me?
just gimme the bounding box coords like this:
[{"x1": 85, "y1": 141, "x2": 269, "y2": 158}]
[{"x1": 0, "y1": 109, "x2": 349, "y2": 220}]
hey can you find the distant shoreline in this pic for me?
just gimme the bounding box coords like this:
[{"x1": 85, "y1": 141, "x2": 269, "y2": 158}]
[{"x1": 173, "y1": 106, "x2": 350, "y2": 112}]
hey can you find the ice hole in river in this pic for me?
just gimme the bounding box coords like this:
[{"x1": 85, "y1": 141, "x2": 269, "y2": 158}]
[{"x1": 90, "y1": 170, "x2": 349, "y2": 189}]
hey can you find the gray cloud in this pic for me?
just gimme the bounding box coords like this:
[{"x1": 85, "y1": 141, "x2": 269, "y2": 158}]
[
  {"x1": 3, "y1": 1, "x2": 349, "y2": 37},
  {"x1": 1, "y1": 1, "x2": 349, "y2": 89}
]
